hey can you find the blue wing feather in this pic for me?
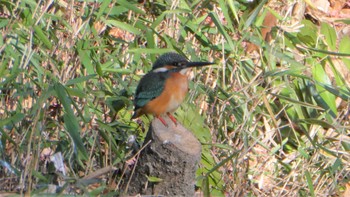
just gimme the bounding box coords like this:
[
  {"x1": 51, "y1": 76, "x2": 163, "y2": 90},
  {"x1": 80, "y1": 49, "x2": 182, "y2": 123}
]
[{"x1": 134, "y1": 71, "x2": 170, "y2": 110}]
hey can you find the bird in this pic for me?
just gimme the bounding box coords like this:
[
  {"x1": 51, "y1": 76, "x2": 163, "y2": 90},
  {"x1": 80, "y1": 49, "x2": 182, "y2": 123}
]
[{"x1": 131, "y1": 52, "x2": 214, "y2": 127}]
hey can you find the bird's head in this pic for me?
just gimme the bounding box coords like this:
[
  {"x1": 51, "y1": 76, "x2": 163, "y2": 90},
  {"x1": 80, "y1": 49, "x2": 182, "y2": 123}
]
[{"x1": 152, "y1": 52, "x2": 213, "y2": 73}]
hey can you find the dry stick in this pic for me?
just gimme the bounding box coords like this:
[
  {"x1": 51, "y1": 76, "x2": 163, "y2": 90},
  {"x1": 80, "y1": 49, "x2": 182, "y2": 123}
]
[
  {"x1": 117, "y1": 140, "x2": 152, "y2": 192},
  {"x1": 85, "y1": 127, "x2": 99, "y2": 176},
  {"x1": 82, "y1": 165, "x2": 117, "y2": 180}
]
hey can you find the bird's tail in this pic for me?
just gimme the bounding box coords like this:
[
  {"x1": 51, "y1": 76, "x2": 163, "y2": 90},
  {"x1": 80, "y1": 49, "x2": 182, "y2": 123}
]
[{"x1": 131, "y1": 109, "x2": 141, "y2": 120}]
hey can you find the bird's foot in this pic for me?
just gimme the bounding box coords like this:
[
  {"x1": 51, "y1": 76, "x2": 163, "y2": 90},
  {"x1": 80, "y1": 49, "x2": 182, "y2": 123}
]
[
  {"x1": 157, "y1": 116, "x2": 169, "y2": 127},
  {"x1": 167, "y1": 113, "x2": 177, "y2": 126}
]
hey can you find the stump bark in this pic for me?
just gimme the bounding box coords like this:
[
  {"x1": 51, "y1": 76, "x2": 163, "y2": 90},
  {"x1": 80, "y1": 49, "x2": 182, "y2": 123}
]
[{"x1": 126, "y1": 116, "x2": 202, "y2": 196}]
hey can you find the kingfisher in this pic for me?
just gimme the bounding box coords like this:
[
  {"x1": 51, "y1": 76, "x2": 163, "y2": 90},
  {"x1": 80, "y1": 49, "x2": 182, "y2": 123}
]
[{"x1": 131, "y1": 52, "x2": 214, "y2": 126}]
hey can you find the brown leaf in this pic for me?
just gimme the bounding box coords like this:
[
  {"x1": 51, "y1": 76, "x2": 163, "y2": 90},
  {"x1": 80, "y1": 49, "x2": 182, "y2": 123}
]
[{"x1": 109, "y1": 28, "x2": 135, "y2": 42}]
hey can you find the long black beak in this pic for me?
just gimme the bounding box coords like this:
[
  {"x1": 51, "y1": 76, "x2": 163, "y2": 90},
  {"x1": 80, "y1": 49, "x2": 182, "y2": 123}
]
[{"x1": 185, "y1": 61, "x2": 214, "y2": 68}]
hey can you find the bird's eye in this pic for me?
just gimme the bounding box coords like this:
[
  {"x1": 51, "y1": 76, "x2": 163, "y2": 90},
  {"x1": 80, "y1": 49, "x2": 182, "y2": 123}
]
[{"x1": 174, "y1": 62, "x2": 186, "y2": 67}]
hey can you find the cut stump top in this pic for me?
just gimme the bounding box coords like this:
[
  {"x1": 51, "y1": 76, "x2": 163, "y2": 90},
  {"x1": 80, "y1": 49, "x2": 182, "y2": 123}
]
[{"x1": 151, "y1": 116, "x2": 201, "y2": 156}]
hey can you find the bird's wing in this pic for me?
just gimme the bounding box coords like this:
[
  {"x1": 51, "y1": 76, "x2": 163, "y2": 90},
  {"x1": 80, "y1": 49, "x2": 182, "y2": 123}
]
[{"x1": 134, "y1": 71, "x2": 169, "y2": 109}]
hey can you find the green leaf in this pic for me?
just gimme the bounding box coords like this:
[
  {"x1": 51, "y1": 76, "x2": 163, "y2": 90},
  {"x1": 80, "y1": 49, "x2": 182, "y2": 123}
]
[
  {"x1": 202, "y1": 176, "x2": 210, "y2": 197},
  {"x1": 270, "y1": 138, "x2": 288, "y2": 155},
  {"x1": 96, "y1": 120, "x2": 119, "y2": 155},
  {"x1": 271, "y1": 93, "x2": 323, "y2": 110},
  {"x1": 263, "y1": 42, "x2": 306, "y2": 68},
  {"x1": 341, "y1": 141, "x2": 350, "y2": 151},
  {"x1": 227, "y1": 0, "x2": 239, "y2": 23},
  {"x1": 321, "y1": 22, "x2": 337, "y2": 51},
  {"x1": 33, "y1": 25, "x2": 53, "y2": 49},
  {"x1": 66, "y1": 74, "x2": 97, "y2": 86},
  {"x1": 201, "y1": 143, "x2": 234, "y2": 151},
  {"x1": 331, "y1": 158, "x2": 342, "y2": 174},
  {"x1": 311, "y1": 64, "x2": 337, "y2": 117},
  {"x1": 298, "y1": 46, "x2": 350, "y2": 57},
  {"x1": 32, "y1": 170, "x2": 48, "y2": 181},
  {"x1": 151, "y1": 13, "x2": 166, "y2": 29},
  {"x1": 146, "y1": 29, "x2": 156, "y2": 50},
  {"x1": 179, "y1": 0, "x2": 191, "y2": 10},
  {"x1": 0, "y1": 113, "x2": 25, "y2": 128},
  {"x1": 54, "y1": 83, "x2": 88, "y2": 160},
  {"x1": 96, "y1": 61, "x2": 103, "y2": 76},
  {"x1": 305, "y1": 171, "x2": 315, "y2": 197},
  {"x1": 77, "y1": 40, "x2": 95, "y2": 75},
  {"x1": 208, "y1": 12, "x2": 234, "y2": 51},
  {"x1": 299, "y1": 118, "x2": 334, "y2": 129},
  {"x1": 101, "y1": 68, "x2": 132, "y2": 74},
  {"x1": 335, "y1": 19, "x2": 350, "y2": 24},
  {"x1": 128, "y1": 48, "x2": 174, "y2": 54},
  {"x1": 146, "y1": 176, "x2": 163, "y2": 183},
  {"x1": 22, "y1": 8, "x2": 34, "y2": 26},
  {"x1": 66, "y1": 87, "x2": 86, "y2": 98},
  {"x1": 177, "y1": 15, "x2": 211, "y2": 47},
  {"x1": 117, "y1": 0, "x2": 145, "y2": 15},
  {"x1": 340, "y1": 36, "x2": 350, "y2": 53},
  {"x1": 0, "y1": 18, "x2": 9, "y2": 29},
  {"x1": 218, "y1": 0, "x2": 234, "y2": 31},
  {"x1": 317, "y1": 81, "x2": 350, "y2": 101},
  {"x1": 244, "y1": 0, "x2": 268, "y2": 29},
  {"x1": 339, "y1": 36, "x2": 350, "y2": 69},
  {"x1": 205, "y1": 152, "x2": 238, "y2": 176},
  {"x1": 0, "y1": 128, "x2": 17, "y2": 147},
  {"x1": 298, "y1": 20, "x2": 318, "y2": 47},
  {"x1": 176, "y1": 103, "x2": 212, "y2": 143},
  {"x1": 298, "y1": 147, "x2": 310, "y2": 159},
  {"x1": 96, "y1": 0, "x2": 112, "y2": 19}
]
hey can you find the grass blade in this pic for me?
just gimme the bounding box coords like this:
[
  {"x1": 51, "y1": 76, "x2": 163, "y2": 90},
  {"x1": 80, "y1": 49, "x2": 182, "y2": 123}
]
[{"x1": 54, "y1": 83, "x2": 88, "y2": 160}]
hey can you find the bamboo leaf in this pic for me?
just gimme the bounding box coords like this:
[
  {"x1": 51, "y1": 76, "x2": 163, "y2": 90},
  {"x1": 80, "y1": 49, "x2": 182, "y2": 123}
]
[
  {"x1": 96, "y1": 0, "x2": 112, "y2": 19},
  {"x1": 202, "y1": 176, "x2": 210, "y2": 197},
  {"x1": 311, "y1": 63, "x2": 337, "y2": 117},
  {"x1": 321, "y1": 22, "x2": 337, "y2": 51},
  {"x1": 54, "y1": 83, "x2": 88, "y2": 160},
  {"x1": 117, "y1": 0, "x2": 145, "y2": 15},
  {"x1": 77, "y1": 40, "x2": 95, "y2": 75},
  {"x1": 305, "y1": 171, "x2": 315, "y2": 197},
  {"x1": 339, "y1": 36, "x2": 350, "y2": 69},
  {"x1": 209, "y1": 12, "x2": 234, "y2": 51},
  {"x1": 128, "y1": 48, "x2": 174, "y2": 54},
  {"x1": 244, "y1": 0, "x2": 268, "y2": 29},
  {"x1": 33, "y1": 25, "x2": 52, "y2": 49},
  {"x1": 66, "y1": 74, "x2": 97, "y2": 86},
  {"x1": 218, "y1": 0, "x2": 234, "y2": 31},
  {"x1": 146, "y1": 176, "x2": 163, "y2": 183},
  {"x1": 0, "y1": 113, "x2": 24, "y2": 128}
]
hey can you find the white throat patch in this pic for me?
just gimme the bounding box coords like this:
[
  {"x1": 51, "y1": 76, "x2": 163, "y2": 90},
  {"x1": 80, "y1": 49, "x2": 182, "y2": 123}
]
[{"x1": 179, "y1": 68, "x2": 189, "y2": 75}]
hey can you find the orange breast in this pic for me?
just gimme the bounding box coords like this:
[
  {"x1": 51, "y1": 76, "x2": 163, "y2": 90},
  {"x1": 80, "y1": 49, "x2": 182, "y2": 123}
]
[{"x1": 141, "y1": 72, "x2": 188, "y2": 117}]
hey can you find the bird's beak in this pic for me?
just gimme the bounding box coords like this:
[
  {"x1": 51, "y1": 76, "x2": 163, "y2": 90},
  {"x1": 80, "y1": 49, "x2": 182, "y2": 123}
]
[{"x1": 185, "y1": 61, "x2": 214, "y2": 68}]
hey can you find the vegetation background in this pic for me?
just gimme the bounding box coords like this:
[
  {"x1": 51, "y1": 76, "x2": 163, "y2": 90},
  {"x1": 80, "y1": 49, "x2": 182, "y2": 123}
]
[{"x1": 1, "y1": 0, "x2": 350, "y2": 196}]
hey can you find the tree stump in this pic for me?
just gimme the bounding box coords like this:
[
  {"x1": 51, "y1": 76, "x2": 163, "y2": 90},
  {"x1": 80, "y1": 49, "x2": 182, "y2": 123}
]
[{"x1": 126, "y1": 116, "x2": 202, "y2": 196}]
